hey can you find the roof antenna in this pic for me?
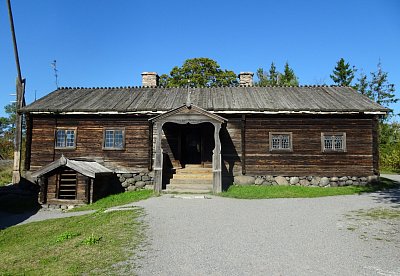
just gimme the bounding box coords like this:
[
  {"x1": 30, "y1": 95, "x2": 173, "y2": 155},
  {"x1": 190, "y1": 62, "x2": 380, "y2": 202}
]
[{"x1": 51, "y1": 60, "x2": 59, "y2": 89}]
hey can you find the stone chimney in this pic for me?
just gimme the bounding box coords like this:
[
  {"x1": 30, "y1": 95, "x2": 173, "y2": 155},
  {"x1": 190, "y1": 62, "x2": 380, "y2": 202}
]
[
  {"x1": 141, "y1": 72, "x2": 159, "y2": 87},
  {"x1": 238, "y1": 72, "x2": 254, "y2": 86}
]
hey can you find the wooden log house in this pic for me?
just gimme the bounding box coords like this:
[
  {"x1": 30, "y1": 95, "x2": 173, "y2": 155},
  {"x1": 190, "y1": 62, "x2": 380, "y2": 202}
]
[{"x1": 20, "y1": 72, "x2": 387, "y2": 202}]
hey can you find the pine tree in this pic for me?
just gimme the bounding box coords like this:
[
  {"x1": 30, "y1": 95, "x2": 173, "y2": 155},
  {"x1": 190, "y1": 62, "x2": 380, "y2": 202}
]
[
  {"x1": 330, "y1": 58, "x2": 356, "y2": 86},
  {"x1": 256, "y1": 68, "x2": 269, "y2": 86},
  {"x1": 368, "y1": 61, "x2": 397, "y2": 109},
  {"x1": 268, "y1": 62, "x2": 279, "y2": 86},
  {"x1": 354, "y1": 71, "x2": 370, "y2": 97},
  {"x1": 280, "y1": 62, "x2": 299, "y2": 86}
]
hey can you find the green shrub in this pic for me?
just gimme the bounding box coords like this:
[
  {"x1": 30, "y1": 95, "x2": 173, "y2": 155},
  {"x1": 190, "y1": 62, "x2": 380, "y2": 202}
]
[
  {"x1": 55, "y1": 232, "x2": 81, "y2": 243},
  {"x1": 82, "y1": 233, "x2": 102, "y2": 245}
]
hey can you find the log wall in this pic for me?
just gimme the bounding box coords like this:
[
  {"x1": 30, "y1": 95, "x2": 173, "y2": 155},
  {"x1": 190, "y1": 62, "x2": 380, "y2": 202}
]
[
  {"x1": 30, "y1": 115, "x2": 150, "y2": 171},
  {"x1": 243, "y1": 115, "x2": 376, "y2": 176},
  {"x1": 28, "y1": 113, "x2": 377, "y2": 178}
]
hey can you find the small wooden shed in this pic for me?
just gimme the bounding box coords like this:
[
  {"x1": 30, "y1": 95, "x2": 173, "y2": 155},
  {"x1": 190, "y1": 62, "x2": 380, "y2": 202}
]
[{"x1": 32, "y1": 155, "x2": 116, "y2": 205}]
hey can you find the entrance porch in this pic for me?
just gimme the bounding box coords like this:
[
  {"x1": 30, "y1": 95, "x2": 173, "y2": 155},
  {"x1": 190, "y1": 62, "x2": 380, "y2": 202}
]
[{"x1": 150, "y1": 104, "x2": 226, "y2": 194}]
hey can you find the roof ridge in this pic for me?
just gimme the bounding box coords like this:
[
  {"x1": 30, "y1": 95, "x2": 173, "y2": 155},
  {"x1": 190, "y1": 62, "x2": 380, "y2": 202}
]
[{"x1": 56, "y1": 84, "x2": 349, "y2": 90}]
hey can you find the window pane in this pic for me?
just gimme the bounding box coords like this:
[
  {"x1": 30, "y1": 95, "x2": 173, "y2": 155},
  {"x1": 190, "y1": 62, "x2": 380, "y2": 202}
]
[
  {"x1": 104, "y1": 130, "x2": 114, "y2": 148},
  {"x1": 66, "y1": 130, "x2": 75, "y2": 147},
  {"x1": 272, "y1": 135, "x2": 281, "y2": 149},
  {"x1": 271, "y1": 134, "x2": 291, "y2": 150},
  {"x1": 281, "y1": 135, "x2": 290, "y2": 149},
  {"x1": 324, "y1": 136, "x2": 333, "y2": 150},
  {"x1": 334, "y1": 136, "x2": 343, "y2": 150},
  {"x1": 56, "y1": 130, "x2": 66, "y2": 147},
  {"x1": 114, "y1": 130, "x2": 123, "y2": 148}
]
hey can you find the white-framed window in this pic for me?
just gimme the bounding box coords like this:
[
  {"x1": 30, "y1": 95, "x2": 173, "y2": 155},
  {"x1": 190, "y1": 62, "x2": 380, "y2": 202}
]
[
  {"x1": 103, "y1": 129, "x2": 125, "y2": 150},
  {"x1": 55, "y1": 128, "x2": 76, "y2": 149},
  {"x1": 321, "y1": 132, "x2": 346, "y2": 152},
  {"x1": 269, "y1": 132, "x2": 293, "y2": 152}
]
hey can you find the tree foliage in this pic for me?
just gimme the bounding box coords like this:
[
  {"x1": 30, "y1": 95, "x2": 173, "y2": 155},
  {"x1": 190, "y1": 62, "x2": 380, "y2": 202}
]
[
  {"x1": 255, "y1": 62, "x2": 298, "y2": 86},
  {"x1": 280, "y1": 62, "x2": 299, "y2": 86},
  {"x1": 354, "y1": 71, "x2": 369, "y2": 96},
  {"x1": 159, "y1": 58, "x2": 238, "y2": 87},
  {"x1": 330, "y1": 58, "x2": 356, "y2": 86},
  {"x1": 368, "y1": 62, "x2": 397, "y2": 109},
  {"x1": 353, "y1": 62, "x2": 397, "y2": 111},
  {"x1": 0, "y1": 103, "x2": 16, "y2": 159},
  {"x1": 380, "y1": 122, "x2": 400, "y2": 172},
  {"x1": 349, "y1": 61, "x2": 399, "y2": 171}
]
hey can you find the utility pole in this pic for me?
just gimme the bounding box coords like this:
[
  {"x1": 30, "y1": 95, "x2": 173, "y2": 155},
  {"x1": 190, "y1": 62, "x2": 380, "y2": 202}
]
[{"x1": 7, "y1": 0, "x2": 25, "y2": 184}]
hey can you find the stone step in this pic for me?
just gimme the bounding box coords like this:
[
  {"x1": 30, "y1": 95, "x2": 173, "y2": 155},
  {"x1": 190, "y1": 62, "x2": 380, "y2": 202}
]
[
  {"x1": 164, "y1": 188, "x2": 212, "y2": 194},
  {"x1": 170, "y1": 178, "x2": 212, "y2": 185},
  {"x1": 167, "y1": 183, "x2": 213, "y2": 191},
  {"x1": 167, "y1": 182, "x2": 212, "y2": 189},
  {"x1": 173, "y1": 174, "x2": 213, "y2": 180},
  {"x1": 175, "y1": 168, "x2": 212, "y2": 174},
  {"x1": 184, "y1": 164, "x2": 204, "y2": 168}
]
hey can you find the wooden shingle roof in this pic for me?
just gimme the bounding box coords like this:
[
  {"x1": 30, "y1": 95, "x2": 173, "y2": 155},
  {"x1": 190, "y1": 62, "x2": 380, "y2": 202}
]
[
  {"x1": 21, "y1": 86, "x2": 388, "y2": 114},
  {"x1": 31, "y1": 155, "x2": 113, "y2": 179}
]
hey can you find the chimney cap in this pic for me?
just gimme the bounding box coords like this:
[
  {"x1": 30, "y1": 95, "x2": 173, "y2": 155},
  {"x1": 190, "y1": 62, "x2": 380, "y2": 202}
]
[
  {"x1": 238, "y1": 72, "x2": 254, "y2": 76},
  {"x1": 141, "y1": 72, "x2": 158, "y2": 75}
]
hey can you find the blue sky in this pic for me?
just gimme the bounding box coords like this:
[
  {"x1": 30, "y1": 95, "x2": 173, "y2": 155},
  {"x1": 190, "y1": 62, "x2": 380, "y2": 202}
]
[{"x1": 0, "y1": 0, "x2": 399, "y2": 118}]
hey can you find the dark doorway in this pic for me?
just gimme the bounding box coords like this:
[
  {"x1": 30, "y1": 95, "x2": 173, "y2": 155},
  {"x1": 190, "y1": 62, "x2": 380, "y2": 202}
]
[
  {"x1": 181, "y1": 125, "x2": 201, "y2": 164},
  {"x1": 163, "y1": 122, "x2": 214, "y2": 168},
  {"x1": 181, "y1": 123, "x2": 214, "y2": 166}
]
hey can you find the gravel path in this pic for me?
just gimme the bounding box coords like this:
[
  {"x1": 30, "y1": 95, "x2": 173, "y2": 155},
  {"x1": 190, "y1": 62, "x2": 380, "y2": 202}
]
[
  {"x1": 382, "y1": 173, "x2": 400, "y2": 183},
  {"x1": 132, "y1": 191, "x2": 400, "y2": 276},
  {"x1": 0, "y1": 209, "x2": 94, "y2": 229}
]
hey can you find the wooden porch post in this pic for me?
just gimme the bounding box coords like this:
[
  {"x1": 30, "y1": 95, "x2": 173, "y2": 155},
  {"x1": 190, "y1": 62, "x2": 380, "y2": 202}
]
[
  {"x1": 212, "y1": 123, "x2": 222, "y2": 193},
  {"x1": 153, "y1": 122, "x2": 164, "y2": 194}
]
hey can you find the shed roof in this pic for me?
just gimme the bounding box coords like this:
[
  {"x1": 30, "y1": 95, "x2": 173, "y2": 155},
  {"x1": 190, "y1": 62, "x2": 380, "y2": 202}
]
[
  {"x1": 32, "y1": 155, "x2": 113, "y2": 179},
  {"x1": 21, "y1": 86, "x2": 388, "y2": 114}
]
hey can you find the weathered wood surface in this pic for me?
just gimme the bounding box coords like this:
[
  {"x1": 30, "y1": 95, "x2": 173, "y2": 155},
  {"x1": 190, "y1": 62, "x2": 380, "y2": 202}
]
[
  {"x1": 46, "y1": 168, "x2": 88, "y2": 204},
  {"x1": 21, "y1": 86, "x2": 387, "y2": 114},
  {"x1": 244, "y1": 116, "x2": 376, "y2": 176},
  {"x1": 30, "y1": 115, "x2": 150, "y2": 171},
  {"x1": 29, "y1": 113, "x2": 377, "y2": 179}
]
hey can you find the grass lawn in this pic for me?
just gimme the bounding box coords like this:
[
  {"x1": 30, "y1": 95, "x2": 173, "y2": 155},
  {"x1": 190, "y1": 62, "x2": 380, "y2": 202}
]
[
  {"x1": 219, "y1": 177, "x2": 400, "y2": 199},
  {"x1": 71, "y1": 189, "x2": 153, "y2": 212},
  {"x1": 380, "y1": 168, "x2": 400, "y2": 174},
  {"x1": 0, "y1": 161, "x2": 12, "y2": 186},
  {"x1": 0, "y1": 209, "x2": 145, "y2": 275}
]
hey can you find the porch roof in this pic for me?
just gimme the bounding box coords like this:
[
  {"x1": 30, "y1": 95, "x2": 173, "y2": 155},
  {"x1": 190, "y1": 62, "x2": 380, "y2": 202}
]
[
  {"x1": 149, "y1": 104, "x2": 227, "y2": 124},
  {"x1": 32, "y1": 155, "x2": 113, "y2": 179}
]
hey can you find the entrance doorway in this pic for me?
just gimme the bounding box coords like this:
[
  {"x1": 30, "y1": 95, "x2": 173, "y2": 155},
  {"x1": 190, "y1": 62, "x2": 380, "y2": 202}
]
[
  {"x1": 181, "y1": 126, "x2": 201, "y2": 164},
  {"x1": 180, "y1": 123, "x2": 214, "y2": 167},
  {"x1": 162, "y1": 122, "x2": 214, "y2": 168}
]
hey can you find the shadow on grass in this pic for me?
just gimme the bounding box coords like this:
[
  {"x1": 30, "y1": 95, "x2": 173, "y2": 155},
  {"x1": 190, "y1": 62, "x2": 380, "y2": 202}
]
[{"x1": 0, "y1": 178, "x2": 41, "y2": 229}]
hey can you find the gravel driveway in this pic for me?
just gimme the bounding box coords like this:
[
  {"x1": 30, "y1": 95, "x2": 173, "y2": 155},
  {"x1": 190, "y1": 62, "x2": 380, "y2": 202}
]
[{"x1": 131, "y1": 190, "x2": 400, "y2": 276}]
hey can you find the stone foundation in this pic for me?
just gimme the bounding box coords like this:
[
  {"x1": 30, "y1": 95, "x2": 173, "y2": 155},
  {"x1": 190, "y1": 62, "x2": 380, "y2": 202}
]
[
  {"x1": 117, "y1": 171, "x2": 154, "y2": 191},
  {"x1": 234, "y1": 175, "x2": 379, "y2": 187}
]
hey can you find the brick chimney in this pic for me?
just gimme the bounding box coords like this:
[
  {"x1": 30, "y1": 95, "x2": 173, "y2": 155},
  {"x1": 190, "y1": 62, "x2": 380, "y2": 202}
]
[
  {"x1": 141, "y1": 72, "x2": 159, "y2": 87},
  {"x1": 238, "y1": 72, "x2": 254, "y2": 86}
]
